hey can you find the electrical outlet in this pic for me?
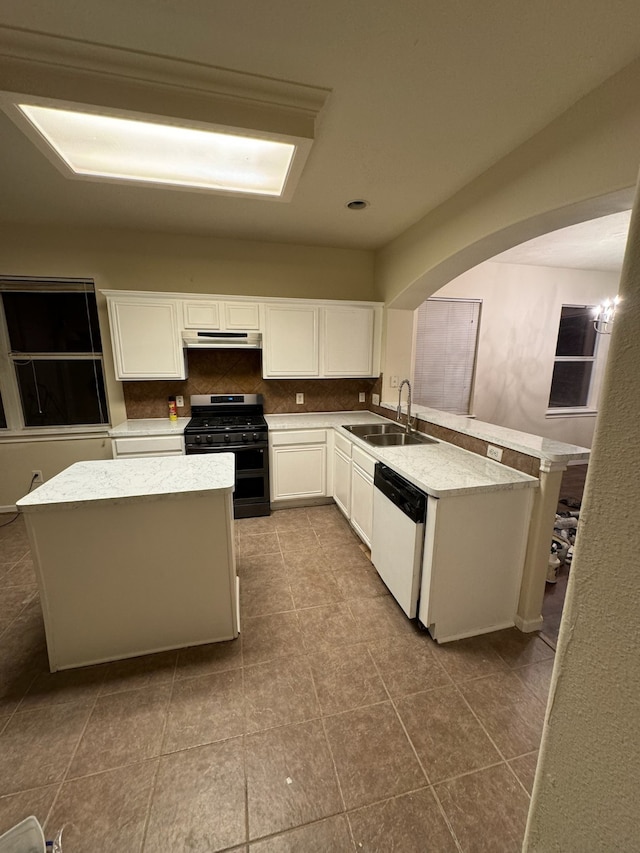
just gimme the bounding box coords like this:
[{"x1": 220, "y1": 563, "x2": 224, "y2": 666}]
[
  {"x1": 359, "y1": 392, "x2": 366, "y2": 403},
  {"x1": 296, "y1": 392, "x2": 304, "y2": 405},
  {"x1": 487, "y1": 445, "x2": 503, "y2": 462},
  {"x1": 372, "y1": 393, "x2": 380, "y2": 406},
  {"x1": 175, "y1": 395, "x2": 184, "y2": 408},
  {"x1": 32, "y1": 470, "x2": 44, "y2": 485},
  {"x1": 390, "y1": 375, "x2": 399, "y2": 388}
]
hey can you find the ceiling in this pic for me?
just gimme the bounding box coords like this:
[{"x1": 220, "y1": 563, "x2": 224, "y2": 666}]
[
  {"x1": 493, "y1": 210, "x2": 632, "y2": 272},
  {"x1": 1, "y1": 1, "x2": 640, "y2": 251}
]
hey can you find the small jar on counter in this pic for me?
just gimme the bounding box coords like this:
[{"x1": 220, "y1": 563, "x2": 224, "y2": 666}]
[{"x1": 168, "y1": 396, "x2": 178, "y2": 421}]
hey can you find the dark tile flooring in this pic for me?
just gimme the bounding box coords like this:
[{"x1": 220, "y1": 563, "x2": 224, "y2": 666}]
[{"x1": 0, "y1": 504, "x2": 555, "y2": 852}]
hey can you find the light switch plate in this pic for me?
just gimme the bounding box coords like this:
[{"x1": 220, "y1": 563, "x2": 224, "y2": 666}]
[
  {"x1": 296, "y1": 392, "x2": 304, "y2": 404},
  {"x1": 390, "y1": 375, "x2": 399, "y2": 388},
  {"x1": 372, "y1": 393, "x2": 380, "y2": 406},
  {"x1": 175, "y1": 395, "x2": 184, "y2": 408},
  {"x1": 359, "y1": 392, "x2": 366, "y2": 402}
]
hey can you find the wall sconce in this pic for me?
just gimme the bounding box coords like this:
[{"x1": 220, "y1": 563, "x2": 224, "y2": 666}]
[{"x1": 593, "y1": 296, "x2": 620, "y2": 334}]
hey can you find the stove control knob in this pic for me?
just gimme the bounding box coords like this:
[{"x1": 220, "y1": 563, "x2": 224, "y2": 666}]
[
  {"x1": 206, "y1": 435, "x2": 213, "y2": 444},
  {"x1": 195, "y1": 435, "x2": 202, "y2": 444},
  {"x1": 224, "y1": 434, "x2": 231, "y2": 443},
  {"x1": 242, "y1": 433, "x2": 249, "y2": 443},
  {"x1": 252, "y1": 433, "x2": 260, "y2": 442}
]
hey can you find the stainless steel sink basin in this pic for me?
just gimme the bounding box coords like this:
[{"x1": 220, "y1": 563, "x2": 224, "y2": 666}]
[
  {"x1": 343, "y1": 423, "x2": 406, "y2": 437},
  {"x1": 364, "y1": 432, "x2": 438, "y2": 447}
]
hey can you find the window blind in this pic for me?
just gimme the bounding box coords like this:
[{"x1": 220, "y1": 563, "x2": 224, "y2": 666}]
[{"x1": 413, "y1": 298, "x2": 480, "y2": 415}]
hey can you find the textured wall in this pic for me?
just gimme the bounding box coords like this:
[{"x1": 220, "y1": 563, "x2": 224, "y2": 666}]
[
  {"x1": 524, "y1": 188, "x2": 640, "y2": 849},
  {"x1": 123, "y1": 350, "x2": 378, "y2": 418}
]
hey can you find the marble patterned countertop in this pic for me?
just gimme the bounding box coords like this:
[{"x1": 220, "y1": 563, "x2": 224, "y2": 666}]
[
  {"x1": 379, "y1": 403, "x2": 590, "y2": 463},
  {"x1": 16, "y1": 455, "x2": 235, "y2": 512},
  {"x1": 108, "y1": 417, "x2": 190, "y2": 437},
  {"x1": 266, "y1": 412, "x2": 538, "y2": 498}
]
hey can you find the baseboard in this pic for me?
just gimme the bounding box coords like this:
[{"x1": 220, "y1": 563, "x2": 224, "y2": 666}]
[
  {"x1": 514, "y1": 614, "x2": 544, "y2": 633},
  {"x1": 270, "y1": 497, "x2": 334, "y2": 511},
  {"x1": 0, "y1": 505, "x2": 18, "y2": 514}
]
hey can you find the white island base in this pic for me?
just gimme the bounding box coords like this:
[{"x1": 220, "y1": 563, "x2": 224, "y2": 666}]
[{"x1": 17, "y1": 457, "x2": 238, "y2": 672}]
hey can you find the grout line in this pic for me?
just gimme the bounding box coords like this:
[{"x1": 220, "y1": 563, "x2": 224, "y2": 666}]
[{"x1": 365, "y1": 644, "x2": 462, "y2": 851}]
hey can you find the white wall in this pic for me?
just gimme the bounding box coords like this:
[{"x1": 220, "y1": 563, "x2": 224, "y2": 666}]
[{"x1": 435, "y1": 261, "x2": 619, "y2": 447}]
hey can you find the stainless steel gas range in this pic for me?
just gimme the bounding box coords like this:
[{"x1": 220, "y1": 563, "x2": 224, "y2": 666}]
[{"x1": 184, "y1": 394, "x2": 270, "y2": 518}]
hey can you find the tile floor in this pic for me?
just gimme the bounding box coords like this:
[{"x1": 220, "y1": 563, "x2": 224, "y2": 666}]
[{"x1": 0, "y1": 504, "x2": 555, "y2": 852}]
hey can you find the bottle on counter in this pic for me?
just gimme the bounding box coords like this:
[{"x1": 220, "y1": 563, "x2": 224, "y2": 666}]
[{"x1": 168, "y1": 396, "x2": 178, "y2": 422}]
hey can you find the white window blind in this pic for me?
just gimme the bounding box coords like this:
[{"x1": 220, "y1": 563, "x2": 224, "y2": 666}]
[{"x1": 413, "y1": 298, "x2": 481, "y2": 414}]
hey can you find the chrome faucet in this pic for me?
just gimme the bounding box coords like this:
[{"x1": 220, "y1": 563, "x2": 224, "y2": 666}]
[{"x1": 397, "y1": 379, "x2": 413, "y2": 434}]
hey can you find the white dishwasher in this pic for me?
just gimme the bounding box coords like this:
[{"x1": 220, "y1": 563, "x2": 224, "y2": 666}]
[{"x1": 371, "y1": 463, "x2": 427, "y2": 618}]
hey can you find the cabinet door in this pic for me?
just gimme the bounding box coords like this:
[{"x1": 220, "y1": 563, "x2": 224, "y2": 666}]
[
  {"x1": 263, "y1": 304, "x2": 319, "y2": 377},
  {"x1": 333, "y1": 447, "x2": 352, "y2": 518},
  {"x1": 182, "y1": 300, "x2": 221, "y2": 330},
  {"x1": 108, "y1": 298, "x2": 186, "y2": 380},
  {"x1": 322, "y1": 306, "x2": 374, "y2": 377},
  {"x1": 271, "y1": 445, "x2": 327, "y2": 500},
  {"x1": 350, "y1": 463, "x2": 374, "y2": 547},
  {"x1": 224, "y1": 302, "x2": 260, "y2": 330}
]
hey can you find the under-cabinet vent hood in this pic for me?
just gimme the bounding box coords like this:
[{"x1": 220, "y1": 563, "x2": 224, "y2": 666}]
[{"x1": 182, "y1": 331, "x2": 262, "y2": 349}]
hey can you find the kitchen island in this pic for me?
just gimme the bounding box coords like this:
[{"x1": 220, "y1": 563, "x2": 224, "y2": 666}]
[{"x1": 16, "y1": 455, "x2": 237, "y2": 671}]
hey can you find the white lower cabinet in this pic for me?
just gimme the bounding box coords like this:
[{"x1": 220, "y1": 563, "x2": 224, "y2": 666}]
[
  {"x1": 332, "y1": 432, "x2": 352, "y2": 518},
  {"x1": 112, "y1": 435, "x2": 185, "y2": 458},
  {"x1": 270, "y1": 430, "x2": 328, "y2": 503},
  {"x1": 332, "y1": 432, "x2": 375, "y2": 547},
  {"x1": 350, "y1": 446, "x2": 376, "y2": 547}
]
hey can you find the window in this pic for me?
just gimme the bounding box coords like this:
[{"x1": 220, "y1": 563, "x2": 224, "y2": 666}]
[
  {"x1": 0, "y1": 279, "x2": 109, "y2": 430},
  {"x1": 413, "y1": 298, "x2": 481, "y2": 415},
  {"x1": 548, "y1": 305, "x2": 598, "y2": 410}
]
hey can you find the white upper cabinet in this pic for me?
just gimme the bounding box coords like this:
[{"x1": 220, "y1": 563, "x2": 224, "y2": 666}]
[
  {"x1": 262, "y1": 302, "x2": 380, "y2": 379},
  {"x1": 102, "y1": 290, "x2": 381, "y2": 381},
  {"x1": 262, "y1": 303, "x2": 320, "y2": 377},
  {"x1": 322, "y1": 305, "x2": 375, "y2": 377},
  {"x1": 182, "y1": 299, "x2": 260, "y2": 331},
  {"x1": 182, "y1": 300, "x2": 221, "y2": 330},
  {"x1": 224, "y1": 302, "x2": 260, "y2": 330},
  {"x1": 107, "y1": 296, "x2": 186, "y2": 380}
]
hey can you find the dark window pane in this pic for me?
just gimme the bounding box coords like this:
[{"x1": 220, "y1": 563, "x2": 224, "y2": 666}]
[
  {"x1": 3, "y1": 292, "x2": 102, "y2": 353},
  {"x1": 555, "y1": 306, "x2": 596, "y2": 357},
  {"x1": 15, "y1": 360, "x2": 108, "y2": 426},
  {"x1": 0, "y1": 392, "x2": 6, "y2": 429},
  {"x1": 549, "y1": 361, "x2": 593, "y2": 408}
]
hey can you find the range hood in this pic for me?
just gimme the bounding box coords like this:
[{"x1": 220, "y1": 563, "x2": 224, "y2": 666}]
[{"x1": 182, "y1": 331, "x2": 262, "y2": 349}]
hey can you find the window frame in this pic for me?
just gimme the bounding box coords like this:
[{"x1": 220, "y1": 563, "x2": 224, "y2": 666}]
[
  {"x1": 0, "y1": 277, "x2": 111, "y2": 437},
  {"x1": 546, "y1": 303, "x2": 603, "y2": 418}
]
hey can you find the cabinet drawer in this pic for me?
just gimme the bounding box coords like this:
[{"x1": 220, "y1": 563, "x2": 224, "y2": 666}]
[
  {"x1": 352, "y1": 445, "x2": 376, "y2": 478},
  {"x1": 270, "y1": 430, "x2": 326, "y2": 447},
  {"x1": 113, "y1": 436, "x2": 184, "y2": 456},
  {"x1": 334, "y1": 432, "x2": 353, "y2": 457}
]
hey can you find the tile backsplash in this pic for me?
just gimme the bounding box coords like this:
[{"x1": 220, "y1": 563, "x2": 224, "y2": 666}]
[{"x1": 123, "y1": 350, "x2": 380, "y2": 418}]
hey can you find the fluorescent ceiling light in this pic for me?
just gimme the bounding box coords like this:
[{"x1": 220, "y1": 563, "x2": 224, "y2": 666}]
[{"x1": 16, "y1": 103, "x2": 297, "y2": 197}]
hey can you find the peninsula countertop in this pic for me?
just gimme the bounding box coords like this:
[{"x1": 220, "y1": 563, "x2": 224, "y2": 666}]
[
  {"x1": 266, "y1": 413, "x2": 538, "y2": 498},
  {"x1": 16, "y1": 455, "x2": 235, "y2": 513}
]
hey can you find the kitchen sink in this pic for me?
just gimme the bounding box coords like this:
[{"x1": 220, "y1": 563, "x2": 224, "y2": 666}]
[
  {"x1": 364, "y1": 432, "x2": 438, "y2": 447},
  {"x1": 343, "y1": 423, "x2": 407, "y2": 437}
]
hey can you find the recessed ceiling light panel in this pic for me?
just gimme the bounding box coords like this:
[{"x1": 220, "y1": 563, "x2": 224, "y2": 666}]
[{"x1": 2, "y1": 97, "x2": 312, "y2": 200}]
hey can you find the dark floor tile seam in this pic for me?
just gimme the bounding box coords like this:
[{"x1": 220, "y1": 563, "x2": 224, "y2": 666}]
[
  {"x1": 0, "y1": 589, "x2": 39, "y2": 640},
  {"x1": 447, "y1": 675, "x2": 522, "y2": 771},
  {"x1": 247, "y1": 808, "x2": 350, "y2": 850},
  {"x1": 344, "y1": 783, "x2": 463, "y2": 853},
  {"x1": 427, "y1": 783, "x2": 466, "y2": 853},
  {"x1": 305, "y1": 647, "x2": 350, "y2": 826},
  {"x1": 139, "y1": 651, "x2": 182, "y2": 853},
  {"x1": 43, "y1": 687, "x2": 103, "y2": 828}
]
